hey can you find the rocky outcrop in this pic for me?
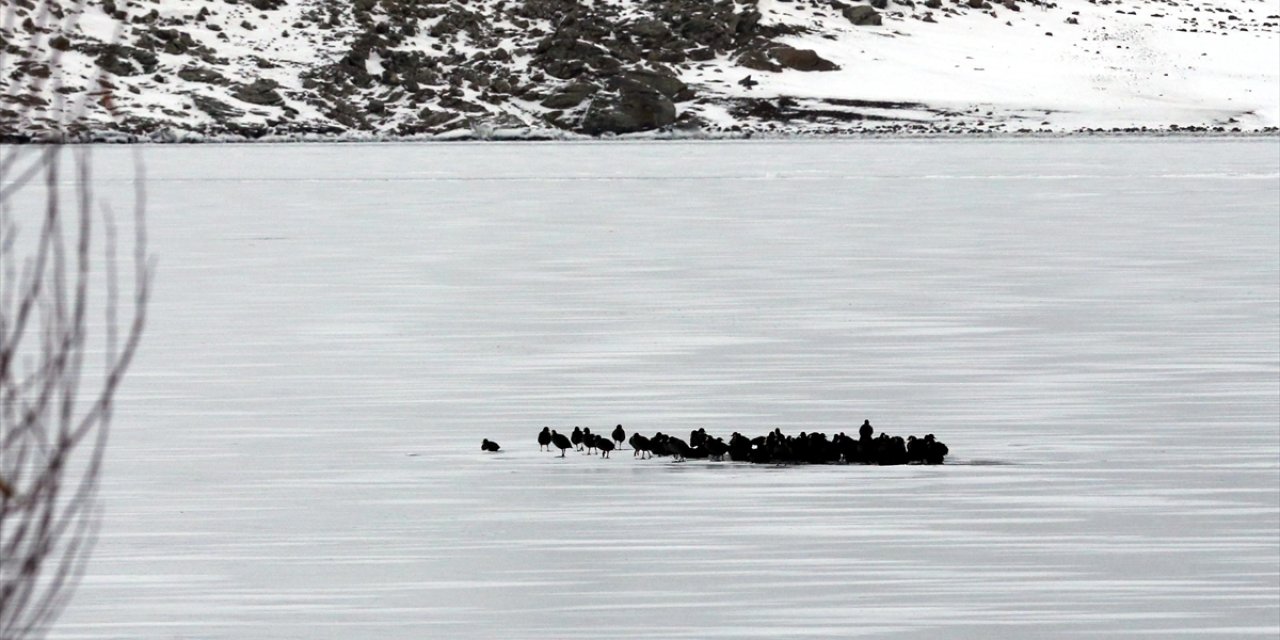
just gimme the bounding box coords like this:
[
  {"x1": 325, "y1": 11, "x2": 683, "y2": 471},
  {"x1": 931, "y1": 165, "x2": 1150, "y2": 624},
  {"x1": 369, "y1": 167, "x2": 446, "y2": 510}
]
[
  {"x1": 739, "y1": 44, "x2": 840, "y2": 72},
  {"x1": 580, "y1": 86, "x2": 677, "y2": 135},
  {"x1": 2, "y1": 0, "x2": 1273, "y2": 140},
  {"x1": 232, "y1": 79, "x2": 285, "y2": 106},
  {"x1": 770, "y1": 45, "x2": 841, "y2": 71},
  {"x1": 843, "y1": 6, "x2": 883, "y2": 26}
]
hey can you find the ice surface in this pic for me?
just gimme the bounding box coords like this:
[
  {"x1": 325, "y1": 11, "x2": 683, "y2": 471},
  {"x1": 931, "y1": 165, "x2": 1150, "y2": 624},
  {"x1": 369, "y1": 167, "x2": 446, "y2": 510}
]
[{"x1": 9, "y1": 139, "x2": 1276, "y2": 639}]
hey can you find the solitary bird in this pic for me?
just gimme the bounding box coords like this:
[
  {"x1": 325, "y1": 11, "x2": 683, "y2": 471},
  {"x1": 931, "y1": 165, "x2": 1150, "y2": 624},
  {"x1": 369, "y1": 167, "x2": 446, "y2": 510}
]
[
  {"x1": 571, "y1": 426, "x2": 584, "y2": 450},
  {"x1": 550, "y1": 430, "x2": 573, "y2": 457},
  {"x1": 537, "y1": 427, "x2": 552, "y2": 451},
  {"x1": 612, "y1": 424, "x2": 626, "y2": 448},
  {"x1": 738, "y1": 74, "x2": 758, "y2": 89},
  {"x1": 481, "y1": 439, "x2": 501, "y2": 452}
]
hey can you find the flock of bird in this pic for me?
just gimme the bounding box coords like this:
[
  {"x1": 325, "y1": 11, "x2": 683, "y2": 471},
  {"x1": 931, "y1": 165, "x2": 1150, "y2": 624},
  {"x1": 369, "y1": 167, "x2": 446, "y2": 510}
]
[{"x1": 483, "y1": 421, "x2": 950, "y2": 465}]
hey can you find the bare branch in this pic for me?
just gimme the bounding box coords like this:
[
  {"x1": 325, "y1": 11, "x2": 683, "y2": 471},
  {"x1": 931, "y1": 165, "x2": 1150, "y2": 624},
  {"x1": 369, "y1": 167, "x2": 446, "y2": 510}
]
[{"x1": 0, "y1": 1, "x2": 149, "y2": 637}]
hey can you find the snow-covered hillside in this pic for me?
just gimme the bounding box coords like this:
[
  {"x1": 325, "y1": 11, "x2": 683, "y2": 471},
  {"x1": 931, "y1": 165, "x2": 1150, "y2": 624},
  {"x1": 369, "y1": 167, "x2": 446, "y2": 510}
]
[{"x1": 2, "y1": 0, "x2": 1277, "y2": 140}]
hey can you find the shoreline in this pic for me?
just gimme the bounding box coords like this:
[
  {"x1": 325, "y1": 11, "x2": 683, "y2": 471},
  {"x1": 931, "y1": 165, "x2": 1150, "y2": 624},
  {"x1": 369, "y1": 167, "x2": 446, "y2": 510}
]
[{"x1": 4, "y1": 127, "x2": 1278, "y2": 145}]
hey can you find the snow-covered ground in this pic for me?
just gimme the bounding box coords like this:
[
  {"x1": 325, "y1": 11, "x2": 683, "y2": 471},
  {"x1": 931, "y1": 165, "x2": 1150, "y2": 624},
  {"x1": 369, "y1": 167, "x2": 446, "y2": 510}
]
[
  {"x1": 688, "y1": 0, "x2": 1280, "y2": 132},
  {"x1": 8, "y1": 139, "x2": 1277, "y2": 638},
  {"x1": 3, "y1": 0, "x2": 1278, "y2": 137}
]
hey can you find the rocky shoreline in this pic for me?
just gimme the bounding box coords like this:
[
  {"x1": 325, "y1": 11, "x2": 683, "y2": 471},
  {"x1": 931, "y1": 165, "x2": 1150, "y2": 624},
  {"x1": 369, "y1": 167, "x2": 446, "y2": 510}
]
[
  {"x1": 3, "y1": 127, "x2": 1276, "y2": 145},
  {"x1": 4, "y1": 0, "x2": 1276, "y2": 141}
]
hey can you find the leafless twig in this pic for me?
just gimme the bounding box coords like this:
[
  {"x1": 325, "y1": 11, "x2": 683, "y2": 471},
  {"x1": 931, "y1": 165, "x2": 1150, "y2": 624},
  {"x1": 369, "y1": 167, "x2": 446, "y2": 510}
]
[{"x1": 0, "y1": 1, "x2": 151, "y2": 637}]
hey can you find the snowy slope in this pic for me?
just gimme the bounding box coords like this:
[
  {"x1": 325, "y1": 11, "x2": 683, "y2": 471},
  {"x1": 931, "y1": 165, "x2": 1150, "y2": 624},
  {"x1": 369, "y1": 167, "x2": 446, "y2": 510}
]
[{"x1": 1, "y1": 0, "x2": 1277, "y2": 139}]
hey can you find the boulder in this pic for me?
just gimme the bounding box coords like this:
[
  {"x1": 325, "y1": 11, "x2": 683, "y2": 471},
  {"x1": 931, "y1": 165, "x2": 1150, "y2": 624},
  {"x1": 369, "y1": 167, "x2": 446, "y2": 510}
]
[
  {"x1": 95, "y1": 45, "x2": 157, "y2": 77},
  {"x1": 177, "y1": 66, "x2": 227, "y2": 85},
  {"x1": 580, "y1": 86, "x2": 676, "y2": 135},
  {"x1": 769, "y1": 45, "x2": 840, "y2": 71},
  {"x1": 843, "y1": 5, "x2": 882, "y2": 25},
  {"x1": 540, "y1": 82, "x2": 598, "y2": 109},
  {"x1": 232, "y1": 79, "x2": 284, "y2": 106},
  {"x1": 191, "y1": 94, "x2": 244, "y2": 120},
  {"x1": 616, "y1": 69, "x2": 692, "y2": 100},
  {"x1": 630, "y1": 17, "x2": 671, "y2": 40},
  {"x1": 737, "y1": 44, "x2": 840, "y2": 72},
  {"x1": 737, "y1": 47, "x2": 783, "y2": 72}
]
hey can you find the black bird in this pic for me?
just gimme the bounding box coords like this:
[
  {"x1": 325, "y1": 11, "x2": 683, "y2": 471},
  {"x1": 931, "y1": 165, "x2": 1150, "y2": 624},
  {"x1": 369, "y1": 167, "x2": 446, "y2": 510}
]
[
  {"x1": 629, "y1": 433, "x2": 652, "y2": 458},
  {"x1": 923, "y1": 434, "x2": 949, "y2": 465},
  {"x1": 537, "y1": 427, "x2": 552, "y2": 451},
  {"x1": 859, "y1": 419, "x2": 874, "y2": 441},
  {"x1": 690, "y1": 428, "x2": 707, "y2": 448},
  {"x1": 612, "y1": 424, "x2": 626, "y2": 448},
  {"x1": 481, "y1": 439, "x2": 501, "y2": 452},
  {"x1": 666, "y1": 436, "x2": 692, "y2": 462},
  {"x1": 582, "y1": 427, "x2": 596, "y2": 453},
  {"x1": 704, "y1": 437, "x2": 730, "y2": 461},
  {"x1": 571, "y1": 426, "x2": 584, "y2": 451},
  {"x1": 550, "y1": 430, "x2": 572, "y2": 457},
  {"x1": 738, "y1": 74, "x2": 758, "y2": 89},
  {"x1": 597, "y1": 436, "x2": 615, "y2": 458}
]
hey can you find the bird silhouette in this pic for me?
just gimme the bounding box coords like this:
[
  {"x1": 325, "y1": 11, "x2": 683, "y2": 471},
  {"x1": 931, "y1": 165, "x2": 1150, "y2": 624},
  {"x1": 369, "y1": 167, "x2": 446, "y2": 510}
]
[
  {"x1": 481, "y1": 439, "x2": 500, "y2": 452},
  {"x1": 571, "y1": 426, "x2": 584, "y2": 451},
  {"x1": 665, "y1": 436, "x2": 692, "y2": 462},
  {"x1": 537, "y1": 427, "x2": 552, "y2": 451},
  {"x1": 612, "y1": 424, "x2": 626, "y2": 448},
  {"x1": 629, "y1": 433, "x2": 652, "y2": 458},
  {"x1": 738, "y1": 75, "x2": 758, "y2": 89},
  {"x1": 550, "y1": 430, "x2": 572, "y2": 457},
  {"x1": 597, "y1": 436, "x2": 615, "y2": 458}
]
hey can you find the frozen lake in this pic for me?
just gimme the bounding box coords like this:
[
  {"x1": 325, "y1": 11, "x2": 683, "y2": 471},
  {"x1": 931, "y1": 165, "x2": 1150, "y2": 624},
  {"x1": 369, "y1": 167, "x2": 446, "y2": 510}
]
[{"x1": 20, "y1": 139, "x2": 1279, "y2": 638}]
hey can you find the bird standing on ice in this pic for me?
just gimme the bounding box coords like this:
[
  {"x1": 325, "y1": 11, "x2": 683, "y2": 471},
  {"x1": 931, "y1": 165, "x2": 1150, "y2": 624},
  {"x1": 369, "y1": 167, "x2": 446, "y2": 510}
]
[
  {"x1": 538, "y1": 427, "x2": 552, "y2": 451},
  {"x1": 612, "y1": 424, "x2": 626, "y2": 448},
  {"x1": 597, "y1": 436, "x2": 615, "y2": 458},
  {"x1": 481, "y1": 439, "x2": 501, "y2": 452},
  {"x1": 550, "y1": 430, "x2": 573, "y2": 457}
]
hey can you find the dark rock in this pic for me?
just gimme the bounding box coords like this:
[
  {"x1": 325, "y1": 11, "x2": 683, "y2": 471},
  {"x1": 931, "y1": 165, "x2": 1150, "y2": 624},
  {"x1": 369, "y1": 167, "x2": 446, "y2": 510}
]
[
  {"x1": 737, "y1": 47, "x2": 783, "y2": 72},
  {"x1": 95, "y1": 45, "x2": 158, "y2": 76},
  {"x1": 617, "y1": 69, "x2": 691, "y2": 100},
  {"x1": 140, "y1": 28, "x2": 202, "y2": 55},
  {"x1": 630, "y1": 17, "x2": 671, "y2": 39},
  {"x1": 843, "y1": 5, "x2": 883, "y2": 25},
  {"x1": 535, "y1": 36, "x2": 618, "y2": 79},
  {"x1": 539, "y1": 82, "x2": 598, "y2": 109},
  {"x1": 232, "y1": 79, "x2": 284, "y2": 106},
  {"x1": 687, "y1": 47, "x2": 717, "y2": 62},
  {"x1": 769, "y1": 45, "x2": 840, "y2": 71},
  {"x1": 177, "y1": 66, "x2": 227, "y2": 84},
  {"x1": 438, "y1": 95, "x2": 487, "y2": 112},
  {"x1": 580, "y1": 85, "x2": 676, "y2": 135},
  {"x1": 191, "y1": 94, "x2": 244, "y2": 120}
]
